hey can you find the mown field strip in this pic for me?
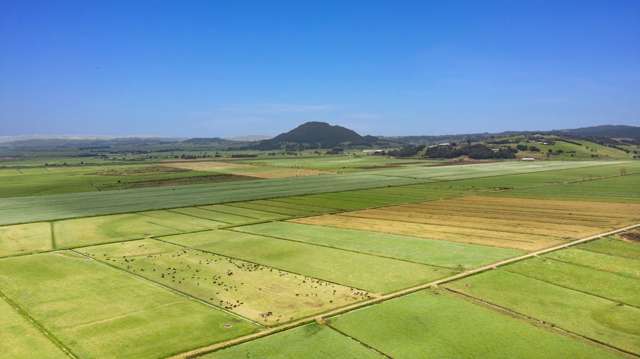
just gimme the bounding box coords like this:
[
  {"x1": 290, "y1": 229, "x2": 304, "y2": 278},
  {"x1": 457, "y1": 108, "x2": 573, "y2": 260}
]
[{"x1": 169, "y1": 222, "x2": 640, "y2": 359}]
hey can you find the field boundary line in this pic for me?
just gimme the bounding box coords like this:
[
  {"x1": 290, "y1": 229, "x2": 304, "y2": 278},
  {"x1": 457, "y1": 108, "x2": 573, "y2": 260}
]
[
  {"x1": 324, "y1": 323, "x2": 393, "y2": 358},
  {"x1": 50, "y1": 221, "x2": 57, "y2": 249},
  {"x1": 69, "y1": 249, "x2": 264, "y2": 328},
  {"x1": 246, "y1": 199, "x2": 340, "y2": 214},
  {"x1": 168, "y1": 223, "x2": 640, "y2": 359},
  {"x1": 223, "y1": 203, "x2": 310, "y2": 217},
  {"x1": 502, "y1": 268, "x2": 640, "y2": 310},
  {"x1": 226, "y1": 227, "x2": 457, "y2": 270},
  {"x1": 0, "y1": 289, "x2": 78, "y2": 359},
  {"x1": 444, "y1": 287, "x2": 640, "y2": 358},
  {"x1": 165, "y1": 209, "x2": 234, "y2": 225},
  {"x1": 193, "y1": 206, "x2": 263, "y2": 220}
]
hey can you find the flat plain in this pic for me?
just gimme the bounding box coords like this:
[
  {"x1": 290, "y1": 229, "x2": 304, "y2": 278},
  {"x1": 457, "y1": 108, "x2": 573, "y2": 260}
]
[{"x1": 1, "y1": 158, "x2": 638, "y2": 358}]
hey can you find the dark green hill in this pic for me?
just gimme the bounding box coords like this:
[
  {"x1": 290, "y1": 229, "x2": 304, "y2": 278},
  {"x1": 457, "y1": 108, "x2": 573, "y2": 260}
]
[{"x1": 256, "y1": 122, "x2": 378, "y2": 149}]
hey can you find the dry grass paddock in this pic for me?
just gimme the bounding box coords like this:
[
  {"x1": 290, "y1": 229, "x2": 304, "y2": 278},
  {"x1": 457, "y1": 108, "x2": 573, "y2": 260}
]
[{"x1": 293, "y1": 196, "x2": 640, "y2": 251}]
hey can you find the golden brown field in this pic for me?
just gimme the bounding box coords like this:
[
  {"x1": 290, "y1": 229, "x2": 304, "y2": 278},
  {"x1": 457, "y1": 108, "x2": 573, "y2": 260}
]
[{"x1": 293, "y1": 196, "x2": 640, "y2": 251}]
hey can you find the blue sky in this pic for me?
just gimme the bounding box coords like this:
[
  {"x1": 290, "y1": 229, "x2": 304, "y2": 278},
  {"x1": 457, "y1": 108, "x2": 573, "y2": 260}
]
[{"x1": 1, "y1": 1, "x2": 639, "y2": 137}]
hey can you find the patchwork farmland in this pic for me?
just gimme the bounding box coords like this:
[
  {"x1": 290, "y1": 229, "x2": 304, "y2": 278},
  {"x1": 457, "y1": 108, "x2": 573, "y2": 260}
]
[{"x1": 1, "y1": 160, "x2": 639, "y2": 358}]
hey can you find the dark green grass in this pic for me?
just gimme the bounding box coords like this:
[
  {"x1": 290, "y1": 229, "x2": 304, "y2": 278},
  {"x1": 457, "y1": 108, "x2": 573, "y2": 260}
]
[
  {"x1": 0, "y1": 164, "x2": 245, "y2": 198},
  {"x1": 162, "y1": 230, "x2": 456, "y2": 293},
  {"x1": 235, "y1": 222, "x2": 523, "y2": 269},
  {"x1": 330, "y1": 289, "x2": 620, "y2": 359},
  {"x1": 204, "y1": 323, "x2": 384, "y2": 359},
  {"x1": 447, "y1": 270, "x2": 640, "y2": 354}
]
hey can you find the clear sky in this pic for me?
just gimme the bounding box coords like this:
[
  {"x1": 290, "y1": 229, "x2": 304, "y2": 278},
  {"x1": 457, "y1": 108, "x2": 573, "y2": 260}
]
[{"x1": 1, "y1": 1, "x2": 639, "y2": 138}]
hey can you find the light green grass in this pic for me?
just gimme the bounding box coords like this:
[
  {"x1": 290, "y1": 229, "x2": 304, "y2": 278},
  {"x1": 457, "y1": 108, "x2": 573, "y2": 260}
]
[
  {"x1": 546, "y1": 248, "x2": 640, "y2": 279},
  {"x1": 79, "y1": 239, "x2": 369, "y2": 325},
  {"x1": 447, "y1": 270, "x2": 640, "y2": 354},
  {"x1": 331, "y1": 289, "x2": 619, "y2": 359},
  {"x1": 0, "y1": 222, "x2": 52, "y2": 257},
  {"x1": 162, "y1": 230, "x2": 456, "y2": 293},
  {"x1": 235, "y1": 222, "x2": 523, "y2": 269},
  {"x1": 579, "y1": 236, "x2": 640, "y2": 259},
  {"x1": 204, "y1": 323, "x2": 384, "y2": 359},
  {"x1": 54, "y1": 210, "x2": 221, "y2": 249},
  {"x1": 0, "y1": 297, "x2": 68, "y2": 359},
  {"x1": 0, "y1": 251, "x2": 258, "y2": 358},
  {"x1": 505, "y1": 257, "x2": 640, "y2": 307}
]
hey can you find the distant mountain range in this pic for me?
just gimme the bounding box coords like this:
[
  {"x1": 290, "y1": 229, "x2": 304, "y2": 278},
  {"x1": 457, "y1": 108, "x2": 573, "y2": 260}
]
[{"x1": 1, "y1": 123, "x2": 638, "y2": 153}]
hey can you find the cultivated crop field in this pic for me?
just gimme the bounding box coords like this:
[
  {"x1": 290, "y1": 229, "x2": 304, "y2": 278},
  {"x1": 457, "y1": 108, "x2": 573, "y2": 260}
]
[{"x1": 1, "y1": 160, "x2": 638, "y2": 358}]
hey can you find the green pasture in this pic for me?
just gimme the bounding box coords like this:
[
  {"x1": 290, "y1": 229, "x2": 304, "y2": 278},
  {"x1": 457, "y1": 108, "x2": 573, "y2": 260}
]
[
  {"x1": 546, "y1": 248, "x2": 640, "y2": 279},
  {"x1": 199, "y1": 204, "x2": 288, "y2": 221},
  {"x1": 0, "y1": 164, "x2": 243, "y2": 198},
  {"x1": 162, "y1": 230, "x2": 455, "y2": 293},
  {"x1": 235, "y1": 222, "x2": 523, "y2": 269},
  {"x1": 371, "y1": 160, "x2": 611, "y2": 180},
  {"x1": 0, "y1": 297, "x2": 68, "y2": 358},
  {"x1": 330, "y1": 289, "x2": 619, "y2": 359},
  {"x1": 493, "y1": 171, "x2": 640, "y2": 203},
  {"x1": 0, "y1": 161, "x2": 612, "y2": 226},
  {"x1": 79, "y1": 239, "x2": 367, "y2": 325},
  {"x1": 241, "y1": 155, "x2": 431, "y2": 170},
  {"x1": 0, "y1": 222, "x2": 52, "y2": 257},
  {"x1": 579, "y1": 236, "x2": 640, "y2": 259},
  {"x1": 514, "y1": 137, "x2": 633, "y2": 160},
  {"x1": 0, "y1": 251, "x2": 258, "y2": 358},
  {"x1": 54, "y1": 210, "x2": 221, "y2": 249},
  {"x1": 447, "y1": 270, "x2": 640, "y2": 354},
  {"x1": 505, "y1": 257, "x2": 640, "y2": 307},
  {"x1": 0, "y1": 171, "x2": 423, "y2": 225},
  {"x1": 205, "y1": 323, "x2": 384, "y2": 359},
  {"x1": 169, "y1": 207, "x2": 259, "y2": 225},
  {"x1": 227, "y1": 202, "x2": 316, "y2": 217}
]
